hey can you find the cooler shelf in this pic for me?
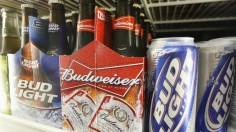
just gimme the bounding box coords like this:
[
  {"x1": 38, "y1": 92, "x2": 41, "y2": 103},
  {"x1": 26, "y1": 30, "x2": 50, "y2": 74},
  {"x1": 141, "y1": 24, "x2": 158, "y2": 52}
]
[
  {"x1": 0, "y1": 0, "x2": 236, "y2": 34},
  {"x1": 0, "y1": 113, "x2": 67, "y2": 132}
]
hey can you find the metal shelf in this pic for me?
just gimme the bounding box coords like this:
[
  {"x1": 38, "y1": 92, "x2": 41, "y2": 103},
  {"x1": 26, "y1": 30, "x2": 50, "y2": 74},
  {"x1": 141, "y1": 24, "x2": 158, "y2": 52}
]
[
  {"x1": 140, "y1": 0, "x2": 236, "y2": 33},
  {"x1": 0, "y1": 0, "x2": 235, "y2": 33},
  {"x1": 0, "y1": 113, "x2": 67, "y2": 132}
]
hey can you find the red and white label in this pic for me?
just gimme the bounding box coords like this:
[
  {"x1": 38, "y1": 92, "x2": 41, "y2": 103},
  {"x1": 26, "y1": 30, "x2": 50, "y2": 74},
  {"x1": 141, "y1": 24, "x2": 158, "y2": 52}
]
[
  {"x1": 77, "y1": 19, "x2": 94, "y2": 32},
  {"x1": 63, "y1": 90, "x2": 95, "y2": 132},
  {"x1": 141, "y1": 28, "x2": 144, "y2": 38},
  {"x1": 113, "y1": 16, "x2": 135, "y2": 31},
  {"x1": 135, "y1": 24, "x2": 141, "y2": 37},
  {"x1": 89, "y1": 96, "x2": 136, "y2": 132},
  {"x1": 148, "y1": 33, "x2": 152, "y2": 43}
]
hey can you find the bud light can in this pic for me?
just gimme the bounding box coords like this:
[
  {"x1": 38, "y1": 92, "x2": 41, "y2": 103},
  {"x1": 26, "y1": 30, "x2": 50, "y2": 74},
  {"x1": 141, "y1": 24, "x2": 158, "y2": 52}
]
[
  {"x1": 149, "y1": 37, "x2": 198, "y2": 132},
  {"x1": 220, "y1": 37, "x2": 236, "y2": 132},
  {"x1": 196, "y1": 38, "x2": 236, "y2": 132}
]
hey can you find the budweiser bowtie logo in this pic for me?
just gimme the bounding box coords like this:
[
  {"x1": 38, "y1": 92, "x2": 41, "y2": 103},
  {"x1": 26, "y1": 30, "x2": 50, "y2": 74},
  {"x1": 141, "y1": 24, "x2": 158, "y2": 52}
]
[
  {"x1": 60, "y1": 60, "x2": 143, "y2": 97},
  {"x1": 77, "y1": 19, "x2": 94, "y2": 32},
  {"x1": 113, "y1": 16, "x2": 135, "y2": 31}
]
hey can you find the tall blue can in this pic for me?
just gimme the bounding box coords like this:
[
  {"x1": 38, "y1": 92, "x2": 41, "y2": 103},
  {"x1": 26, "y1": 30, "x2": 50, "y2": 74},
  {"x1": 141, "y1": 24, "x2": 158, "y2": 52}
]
[
  {"x1": 148, "y1": 37, "x2": 198, "y2": 132},
  {"x1": 196, "y1": 38, "x2": 236, "y2": 132}
]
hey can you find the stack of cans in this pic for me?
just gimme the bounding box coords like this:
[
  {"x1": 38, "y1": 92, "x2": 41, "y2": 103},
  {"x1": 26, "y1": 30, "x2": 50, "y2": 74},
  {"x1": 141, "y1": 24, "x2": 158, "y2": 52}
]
[
  {"x1": 196, "y1": 38, "x2": 235, "y2": 132},
  {"x1": 147, "y1": 36, "x2": 236, "y2": 132},
  {"x1": 221, "y1": 37, "x2": 236, "y2": 131}
]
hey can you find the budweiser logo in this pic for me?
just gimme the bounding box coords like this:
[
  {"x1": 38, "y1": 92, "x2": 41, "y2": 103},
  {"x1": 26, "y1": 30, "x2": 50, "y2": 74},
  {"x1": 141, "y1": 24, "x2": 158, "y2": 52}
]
[
  {"x1": 60, "y1": 60, "x2": 143, "y2": 97},
  {"x1": 61, "y1": 70, "x2": 140, "y2": 86},
  {"x1": 77, "y1": 19, "x2": 94, "y2": 32},
  {"x1": 89, "y1": 96, "x2": 136, "y2": 131},
  {"x1": 114, "y1": 16, "x2": 135, "y2": 31}
]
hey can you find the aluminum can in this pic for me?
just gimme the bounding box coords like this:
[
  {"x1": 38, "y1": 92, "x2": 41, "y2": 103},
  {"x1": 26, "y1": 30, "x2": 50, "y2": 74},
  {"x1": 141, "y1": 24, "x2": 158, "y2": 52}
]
[
  {"x1": 148, "y1": 37, "x2": 198, "y2": 132},
  {"x1": 196, "y1": 38, "x2": 236, "y2": 132}
]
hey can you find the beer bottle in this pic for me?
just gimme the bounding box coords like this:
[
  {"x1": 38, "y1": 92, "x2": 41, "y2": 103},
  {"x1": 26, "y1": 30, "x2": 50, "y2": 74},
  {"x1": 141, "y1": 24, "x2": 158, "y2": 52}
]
[
  {"x1": 143, "y1": 19, "x2": 151, "y2": 56},
  {"x1": 1, "y1": 8, "x2": 20, "y2": 55},
  {"x1": 113, "y1": 0, "x2": 135, "y2": 56},
  {"x1": 66, "y1": 19, "x2": 73, "y2": 51},
  {"x1": 74, "y1": 0, "x2": 95, "y2": 52},
  {"x1": 70, "y1": 11, "x2": 79, "y2": 52},
  {"x1": 131, "y1": 3, "x2": 142, "y2": 57},
  {"x1": 47, "y1": 0, "x2": 70, "y2": 55},
  {"x1": 21, "y1": 4, "x2": 38, "y2": 48},
  {"x1": 140, "y1": 12, "x2": 145, "y2": 42}
]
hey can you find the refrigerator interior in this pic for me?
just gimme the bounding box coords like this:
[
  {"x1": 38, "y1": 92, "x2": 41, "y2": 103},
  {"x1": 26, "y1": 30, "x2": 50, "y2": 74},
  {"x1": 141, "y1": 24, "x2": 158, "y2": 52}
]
[{"x1": 0, "y1": 0, "x2": 236, "y2": 131}]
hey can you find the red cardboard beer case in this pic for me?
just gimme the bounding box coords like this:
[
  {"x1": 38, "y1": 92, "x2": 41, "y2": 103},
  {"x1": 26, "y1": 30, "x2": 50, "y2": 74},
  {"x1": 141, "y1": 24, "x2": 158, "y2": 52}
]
[
  {"x1": 60, "y1": 41, "x2": 145, "y2": 132},
  {"x1": 60, "y1": 8, "x2": 145, "y2": 132}
]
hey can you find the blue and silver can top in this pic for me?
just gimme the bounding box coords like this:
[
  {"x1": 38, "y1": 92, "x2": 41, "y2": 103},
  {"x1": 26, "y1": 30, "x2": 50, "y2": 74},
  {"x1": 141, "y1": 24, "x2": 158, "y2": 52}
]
[
  {"x1": 198, "y1": 37, "x2": 236, "y2": 48},
  {"x1": 149, "y1": 37, "x2": 198, "y2": 132},
  {"x1": 147, "y1": 37, "x2": 196, "y2": 93},
  {"x1": 151, "y1": 37, "x2": 195, "y2": 46},
  {"x1": 196, "y1": 37, "x2": 235, "y2": 132}
]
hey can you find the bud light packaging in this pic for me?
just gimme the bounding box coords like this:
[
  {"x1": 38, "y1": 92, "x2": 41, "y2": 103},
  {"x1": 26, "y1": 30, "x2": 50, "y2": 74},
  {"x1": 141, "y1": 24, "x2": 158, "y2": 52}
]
[
  {"x1": 60, "y1": 8, "x2": 145, "y2": 132},
  {"x1": 8, "y1": 17, "x2": 62, "y2": 128},
  {"x1": 0, "y1": 56, "x2": 11, "y2": 114},
  {"x1": 149, "y1": 37, "x2": 198, "y2": 132},
  {"x1": 196, "y1": 38, "x2": 236, "y2": 132},
  {"x1": 221, "y1": 37, "x2": 236, "y2": 131}
]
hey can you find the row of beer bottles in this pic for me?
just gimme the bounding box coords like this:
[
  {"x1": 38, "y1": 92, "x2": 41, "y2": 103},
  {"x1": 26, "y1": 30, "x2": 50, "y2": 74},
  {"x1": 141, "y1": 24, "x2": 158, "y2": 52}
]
[
  {"x1": 75, "y1": 0, "x2": 153, "y2": 57},
  {"x1": 0, "y1": 0, "x2": 153, "y2": 57}
]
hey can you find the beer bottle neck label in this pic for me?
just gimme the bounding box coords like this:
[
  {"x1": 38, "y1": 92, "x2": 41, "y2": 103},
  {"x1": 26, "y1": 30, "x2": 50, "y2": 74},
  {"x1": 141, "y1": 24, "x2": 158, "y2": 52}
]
[
  {"x1": 77, "y1": 19, "x2": 95, "y2": 32},
  {"x1": 134, "y1": 24, "x2": 141, "y2": 37},
  {"x1": 141, "y1": 28, "x2": 144, "y2": 38},
  {"x1": 148, "y1": 33, "x2": 152, "y2": 43},
  {"x1": 113, "y1": 16, "x2": 135, "y2": 31},
  {"x1": 49, "y1": 23, "x2": 62, "y2": 32},
  {"x1": 22, "y1": 26, "x2": 29, "y2": 34}
]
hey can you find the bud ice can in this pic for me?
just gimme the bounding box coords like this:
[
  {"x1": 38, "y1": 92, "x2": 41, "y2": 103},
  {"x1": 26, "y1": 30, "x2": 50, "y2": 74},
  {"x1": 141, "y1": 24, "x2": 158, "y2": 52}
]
[
  {"x1": 196, "y1": 38, "x2": 236, "y2": 132},
  {"x1": 149, "y1": 37, "x2": 198, "y2": 132}
]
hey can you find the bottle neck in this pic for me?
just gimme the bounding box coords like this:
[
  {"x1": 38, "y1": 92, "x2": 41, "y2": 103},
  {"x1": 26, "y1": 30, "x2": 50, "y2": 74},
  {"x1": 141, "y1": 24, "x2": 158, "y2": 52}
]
[
  {"x1": 49, "y1": 3, "x2": 66, "y2": 24},
  {"x1": 22, "y1": 8, "x2": 38, "y2": 27},
  {"x1": 140, "y1": 16, "x2": 144, "y2": 27},
  {"x1": 2, "y1": 11, "x2": 20, "y2": 37},
  {"x1": 72, "y1": 13, "x2": 78, "y2": 28},
  {"x1": 134, "y1": 7, "x2": 140, "y2": 24},
  {"x1": 115, "y1": 1, "x2": 133, "y2": 18},
  {"x1": 78, "y1": 4, "x2": 95, "y2": 20}
]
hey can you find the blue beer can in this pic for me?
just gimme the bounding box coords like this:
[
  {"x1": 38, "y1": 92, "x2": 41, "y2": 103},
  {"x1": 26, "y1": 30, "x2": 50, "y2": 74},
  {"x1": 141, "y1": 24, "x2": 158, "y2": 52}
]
[
  {"x1": 196, "y1": 38, "x2": 236, "y2": 132},
  {"x1": 148, "y1": 37, "x2": 198, "y2": 132}
]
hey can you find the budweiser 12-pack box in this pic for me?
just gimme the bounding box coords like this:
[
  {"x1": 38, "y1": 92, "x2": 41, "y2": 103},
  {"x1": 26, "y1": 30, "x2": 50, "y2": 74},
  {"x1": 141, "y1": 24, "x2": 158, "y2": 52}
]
[{"x1": 60, "y1": 8, "x2": 145, "y2": 132}]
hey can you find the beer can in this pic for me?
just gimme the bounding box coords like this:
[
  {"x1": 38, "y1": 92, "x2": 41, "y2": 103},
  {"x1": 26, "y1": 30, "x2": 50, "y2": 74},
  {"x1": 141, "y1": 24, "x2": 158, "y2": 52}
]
[
  {"x1": 148, "y1": 37, "x2": 198, "y2": 132},
  {"x1": 196, "y1": 38, "x2": 235, "y2": 132},
  {"x1": 217, "y1": 37, "x2": 236, "y2": 132}
]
